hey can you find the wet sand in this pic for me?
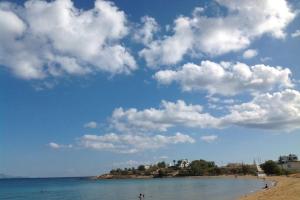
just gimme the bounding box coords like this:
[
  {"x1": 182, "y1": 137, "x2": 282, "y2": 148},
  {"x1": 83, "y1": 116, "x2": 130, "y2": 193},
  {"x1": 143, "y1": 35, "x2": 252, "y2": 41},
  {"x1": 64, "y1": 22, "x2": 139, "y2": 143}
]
[{"x1": 238, "y1": 175, "x2": 300, "y2": 200}]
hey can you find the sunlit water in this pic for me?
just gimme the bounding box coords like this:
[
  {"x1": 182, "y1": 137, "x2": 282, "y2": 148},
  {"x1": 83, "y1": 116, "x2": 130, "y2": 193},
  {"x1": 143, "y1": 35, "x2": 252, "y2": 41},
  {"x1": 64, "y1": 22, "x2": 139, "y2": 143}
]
[{"x1": 0, "y1": 177, "x2": 267, "y2": 200}]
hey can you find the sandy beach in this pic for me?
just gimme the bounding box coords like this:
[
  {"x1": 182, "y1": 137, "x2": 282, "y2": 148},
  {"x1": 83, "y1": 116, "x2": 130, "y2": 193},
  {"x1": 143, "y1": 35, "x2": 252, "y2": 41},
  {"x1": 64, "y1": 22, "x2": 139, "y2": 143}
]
[{"x1": 238, "y1": 175, "x2": 300, "y2": 200}]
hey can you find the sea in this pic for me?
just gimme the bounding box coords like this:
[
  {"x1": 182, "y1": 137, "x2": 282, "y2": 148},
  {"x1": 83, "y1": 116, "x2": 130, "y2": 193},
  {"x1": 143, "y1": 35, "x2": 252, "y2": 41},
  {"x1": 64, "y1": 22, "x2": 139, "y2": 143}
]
[{"x1": 0, "y1": 177, "x2": 267, "y2": 200}]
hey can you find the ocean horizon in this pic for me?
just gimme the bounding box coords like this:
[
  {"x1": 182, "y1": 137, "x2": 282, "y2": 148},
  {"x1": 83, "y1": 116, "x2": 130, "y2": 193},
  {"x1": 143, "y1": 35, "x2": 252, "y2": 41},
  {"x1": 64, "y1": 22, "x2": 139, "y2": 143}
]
[{"x1": 0, "y1": 177, "x2": 267, "y2": 200}]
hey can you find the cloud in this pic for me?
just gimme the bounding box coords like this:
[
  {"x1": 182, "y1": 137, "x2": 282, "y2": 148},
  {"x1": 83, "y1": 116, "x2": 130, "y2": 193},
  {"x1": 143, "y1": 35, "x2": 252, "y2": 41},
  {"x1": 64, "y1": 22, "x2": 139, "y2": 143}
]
[
  {"x1": 291, "y1": 29, "x2": 300, "y2": 38},
  {"x1": 222, "y1": 89, "x2": 300, "y2": 131},
  {"x1": 243, "y1": 49, "x2": 258, "y2": 59},
  {"x1": 49, "y1": 89, "x2": 300, "y2": 153},
  {"x1": 260, "y1": 57, "x2": 272, "y2": 63},
  {"x1": 84, "y1": 121, "x2": 97, "y2": 129},
  {"x1": 140, "y1": 0, "x2": 296, "y2": 66},
  {"x1": 0, "y1": 0, "x2": 136, "y2": 80},
  {"x1": 112, "y1": 160, "x2": 150, "y2": 167},
  {"x1": 158, "y1": 155, "x2": 168, "y2": 160},
  {"x1": 133, "y1": 16, "x2": 159, "y2": 45},
  {"x1": 78, "y1": 132, "x2": 195, "y2": 153},
  {"x1": 110, "y1": 100, "x2": 219, "y2": 132},
  {"x1": 110, "y1": 89, "x2": 300, "y2": 132},
  {"x1": 154, "y1": 60, "x2": 293, "y2": 96},
  {"x1": 222, "y1": 99, "x2": 236, "y2": 104},
  {"x1": 200, "y1": 135, "x2": 218, "y2": 143},
  {"x1": 48, "y1": 142, "x2": 72, "y2": 149},
  {"x1": 139, "y1": 16, "x2": 194, "y2": 67}
]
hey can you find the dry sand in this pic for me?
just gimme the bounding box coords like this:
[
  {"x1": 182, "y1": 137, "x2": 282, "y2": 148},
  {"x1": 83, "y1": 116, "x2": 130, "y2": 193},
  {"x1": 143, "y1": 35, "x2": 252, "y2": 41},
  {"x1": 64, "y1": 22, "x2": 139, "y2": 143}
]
[{"x1": 238, "y1": 175, "x2": 300, "y2": 200}]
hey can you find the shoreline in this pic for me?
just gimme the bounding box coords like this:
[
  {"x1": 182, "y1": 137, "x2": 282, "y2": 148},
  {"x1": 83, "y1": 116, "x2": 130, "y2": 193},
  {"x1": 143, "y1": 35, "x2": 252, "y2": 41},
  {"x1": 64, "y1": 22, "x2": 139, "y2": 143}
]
[
  {"x1": 93, "y1": 174, "x2": 261, "y2": 180},
  {"x1": 238, "y1": 175, "x2": 300, "y2": 200}
]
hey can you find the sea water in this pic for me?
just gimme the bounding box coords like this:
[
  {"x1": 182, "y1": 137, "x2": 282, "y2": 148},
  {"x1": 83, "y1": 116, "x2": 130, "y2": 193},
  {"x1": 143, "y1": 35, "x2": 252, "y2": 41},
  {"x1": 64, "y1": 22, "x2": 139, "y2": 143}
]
[{"x1": 0, "y1": 177, "x2": 266, "y2": 200}]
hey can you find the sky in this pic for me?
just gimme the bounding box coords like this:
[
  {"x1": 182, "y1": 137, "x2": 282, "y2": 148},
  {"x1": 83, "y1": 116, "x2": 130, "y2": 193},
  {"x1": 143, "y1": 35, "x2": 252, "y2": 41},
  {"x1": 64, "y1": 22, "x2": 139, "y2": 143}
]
[{"x1": 1, "y1": 0, "x2": 300, "y2": 178}]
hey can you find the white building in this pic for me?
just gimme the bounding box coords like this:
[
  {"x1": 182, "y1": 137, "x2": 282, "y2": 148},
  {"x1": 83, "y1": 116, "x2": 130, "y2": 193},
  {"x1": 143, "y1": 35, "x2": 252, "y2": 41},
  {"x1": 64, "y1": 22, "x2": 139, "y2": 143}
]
[
  {"x1": 144, "y1": 165, "x2": 150, "y2": 170},
  {"x1": 279, "y1": 154, "x2": 298, "y2": 164},
  {"x1": 278, "y1": 154, "x2": 300, "y2": 172},
  {"x1": 280, "y1": 161, "x2": 300, "y2": 172},
  {"x1": 178, "y1": 159, "x2": 190, "y2": 168}
]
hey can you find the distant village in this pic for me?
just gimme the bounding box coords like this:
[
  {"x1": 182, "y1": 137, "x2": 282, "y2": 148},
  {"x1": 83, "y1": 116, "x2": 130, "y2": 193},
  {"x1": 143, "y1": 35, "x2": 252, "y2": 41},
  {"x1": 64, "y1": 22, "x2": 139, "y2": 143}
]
[{"x1": 96, "y1": 154, "x2": 300, "y2": 179}]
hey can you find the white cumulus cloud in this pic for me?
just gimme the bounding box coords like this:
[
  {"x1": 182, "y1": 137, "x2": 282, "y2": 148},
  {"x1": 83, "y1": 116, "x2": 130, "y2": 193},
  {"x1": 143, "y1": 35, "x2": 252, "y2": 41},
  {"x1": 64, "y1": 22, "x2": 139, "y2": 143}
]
[
  {"x1": 140, "y1": 0, "x2": 296, "y2": 66},
  {"x1": 110, "y1": 89, "x2": 300, "y2": 132},
  {"x1": 84, "y1": 121, "x2": 98, "y2": 129},
  {"x1": 0, "y1": 0, "x2": 136, "y2": 80},
  {"x1": 110, "y1": 100, "x2": 219, "y2": 133},
  {"x1": 133, "y1": 16, "x2": 159, "y2": 45},
  {"x1": 243, "y1": 49, "x2": 258, "y2": 59},
  {"x1": 139, "y1": 16, "x2": 193, "y2": 67},
  {"x1": 291, "y1": 29, "x2": 300, "y2": 38},
  {"x1": 49, "y1": 89, "x2": 300, "y2": 153},
  {"x1": 222, "y1": 89, "x2": 300, "y2": 131},
  {"x1": 200, "y1": 135, "x2": 218, "y2": 143},
  {"x1": 78, "y1": 132, "x2": 195, "y2": 153},
  {"x1": 154, "y1": 60, "x2": 293, "y2": 96},
  {"x1": 48, "y1": 142, "x2": 72, "y2": 149}
]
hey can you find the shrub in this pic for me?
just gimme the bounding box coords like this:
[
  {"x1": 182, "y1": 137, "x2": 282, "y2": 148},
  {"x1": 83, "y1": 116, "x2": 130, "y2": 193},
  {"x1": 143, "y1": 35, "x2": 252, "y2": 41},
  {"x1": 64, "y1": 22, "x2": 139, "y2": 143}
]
[{"x1": 260, "y1": 160, "x2": 282, "y2": 175}]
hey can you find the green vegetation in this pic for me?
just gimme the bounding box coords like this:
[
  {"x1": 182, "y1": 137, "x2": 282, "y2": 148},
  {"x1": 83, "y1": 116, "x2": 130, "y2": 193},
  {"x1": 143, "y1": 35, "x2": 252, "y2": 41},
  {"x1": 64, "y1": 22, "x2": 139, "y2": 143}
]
[
  {"x1": 157, "y1": 161, "x2": 166, "y2": 168},
  {"x1": 177, "y1": 160, "x2": 221, "y2": 176},
  {"x1": 103, "y1": 154, "x2": 299, "y2": 179},
  {"x1": 138, "y1": 165, "x2": 145, "y2": 171},
  {"x1": 260, "y1": 160, "x2": 291, "y2": 175},
  {"x1": 260, "y1": 160, "x2": 281, "y2": 175},
  {"x1": 108, "y1": 159, "x2": 257, "y2": 178},
  {"x1": 219, "y1": 163, "x2": 257, "y2": 175}
]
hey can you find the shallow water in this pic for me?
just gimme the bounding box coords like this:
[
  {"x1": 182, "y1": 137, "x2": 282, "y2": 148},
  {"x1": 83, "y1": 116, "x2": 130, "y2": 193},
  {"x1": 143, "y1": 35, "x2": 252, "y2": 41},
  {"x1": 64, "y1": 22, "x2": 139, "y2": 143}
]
[{"x1": 0, "y1": 177, "x2": 265, "y2": 200}]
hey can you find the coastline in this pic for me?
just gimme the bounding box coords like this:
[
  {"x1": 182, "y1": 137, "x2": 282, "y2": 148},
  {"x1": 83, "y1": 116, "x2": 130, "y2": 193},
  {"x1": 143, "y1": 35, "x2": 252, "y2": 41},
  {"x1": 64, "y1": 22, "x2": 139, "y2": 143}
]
[
  {"x1": 238, "y1": 175, "x2": 300, "y2": 200},
  {"x1": 93, "y1": 174, "x2": 261, "y2": 180}
]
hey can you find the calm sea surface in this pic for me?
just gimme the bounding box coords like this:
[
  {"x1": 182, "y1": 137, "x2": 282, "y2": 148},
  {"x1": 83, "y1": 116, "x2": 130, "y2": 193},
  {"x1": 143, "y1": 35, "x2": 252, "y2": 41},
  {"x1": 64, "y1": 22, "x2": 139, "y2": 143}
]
[{"x1": 0, "y1": 177, "x2": 266, "y2": 200}]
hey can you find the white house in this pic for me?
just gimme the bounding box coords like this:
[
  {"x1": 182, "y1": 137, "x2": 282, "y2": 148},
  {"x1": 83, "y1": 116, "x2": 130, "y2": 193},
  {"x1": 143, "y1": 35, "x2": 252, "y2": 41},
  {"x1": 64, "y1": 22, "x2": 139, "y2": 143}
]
[
  {"x1": 178, "y1": 159, "x2": 190, "y2": 168},
  {"x1": 278, "y1": 154, "x2": 300, "y2": 172},
  {"x1": 144, "y1": 165, "x2": 151, "y2": 170},
  {"x1": 279, "y1": 154, "x2": 298, "y2": 164},
  {"x1": 280, "y1": 161, "x2": 300, "y2": 172}
]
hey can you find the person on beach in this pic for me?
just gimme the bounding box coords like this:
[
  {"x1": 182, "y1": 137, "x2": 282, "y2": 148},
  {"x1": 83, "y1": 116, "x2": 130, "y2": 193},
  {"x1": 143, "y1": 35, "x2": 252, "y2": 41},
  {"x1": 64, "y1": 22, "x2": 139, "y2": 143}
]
[
  {"x1": 139, "y1": 193, "x2": 145, "y2": 199},
  {"x1": 264, "y1": 183, "x2": 268, "y2": 189},
  {"x1": 138, "y1": 193, "x2": 145, "y2": 199}
]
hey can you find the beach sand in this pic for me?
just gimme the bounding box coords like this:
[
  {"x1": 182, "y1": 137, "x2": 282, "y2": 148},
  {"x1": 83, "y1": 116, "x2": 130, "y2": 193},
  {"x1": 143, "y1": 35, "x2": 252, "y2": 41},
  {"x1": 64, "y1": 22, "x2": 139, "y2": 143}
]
[{"x1": 238, "y1": 175, "x2": 300, "y2": 200}]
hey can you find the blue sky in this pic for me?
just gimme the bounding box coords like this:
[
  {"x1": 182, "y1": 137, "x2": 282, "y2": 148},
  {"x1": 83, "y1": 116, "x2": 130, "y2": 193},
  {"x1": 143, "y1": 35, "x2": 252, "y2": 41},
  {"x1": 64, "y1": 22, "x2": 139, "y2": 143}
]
[{"x1": 1, "y1": 0, "x2": 300, "y2": 177}]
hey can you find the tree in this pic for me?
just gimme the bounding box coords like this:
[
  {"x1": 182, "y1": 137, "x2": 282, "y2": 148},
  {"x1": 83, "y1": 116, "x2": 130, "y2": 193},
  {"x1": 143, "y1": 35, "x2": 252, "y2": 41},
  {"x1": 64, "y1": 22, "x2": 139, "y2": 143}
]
[
  {"x1": 177, "y1": 160, "x2": 182, "y2": 167},
  {"x1": 260, "y1": 160, "x2": 282, "y2": 175},
  {"x1": 189, "y1": 160, "x2": 217, "y2": 176},
  {"x1": 182, "y1": 160, "x2": 187, "y2": 168},
  {"x1": 157, "y1": 161, "x2": 166, "y2": 168},
  {"x1": 138, "y1": 165, "x2": 145, "y2": 171},
  {"x1": 241, "y1": 164, "x2": 256, "y2": 175}
]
